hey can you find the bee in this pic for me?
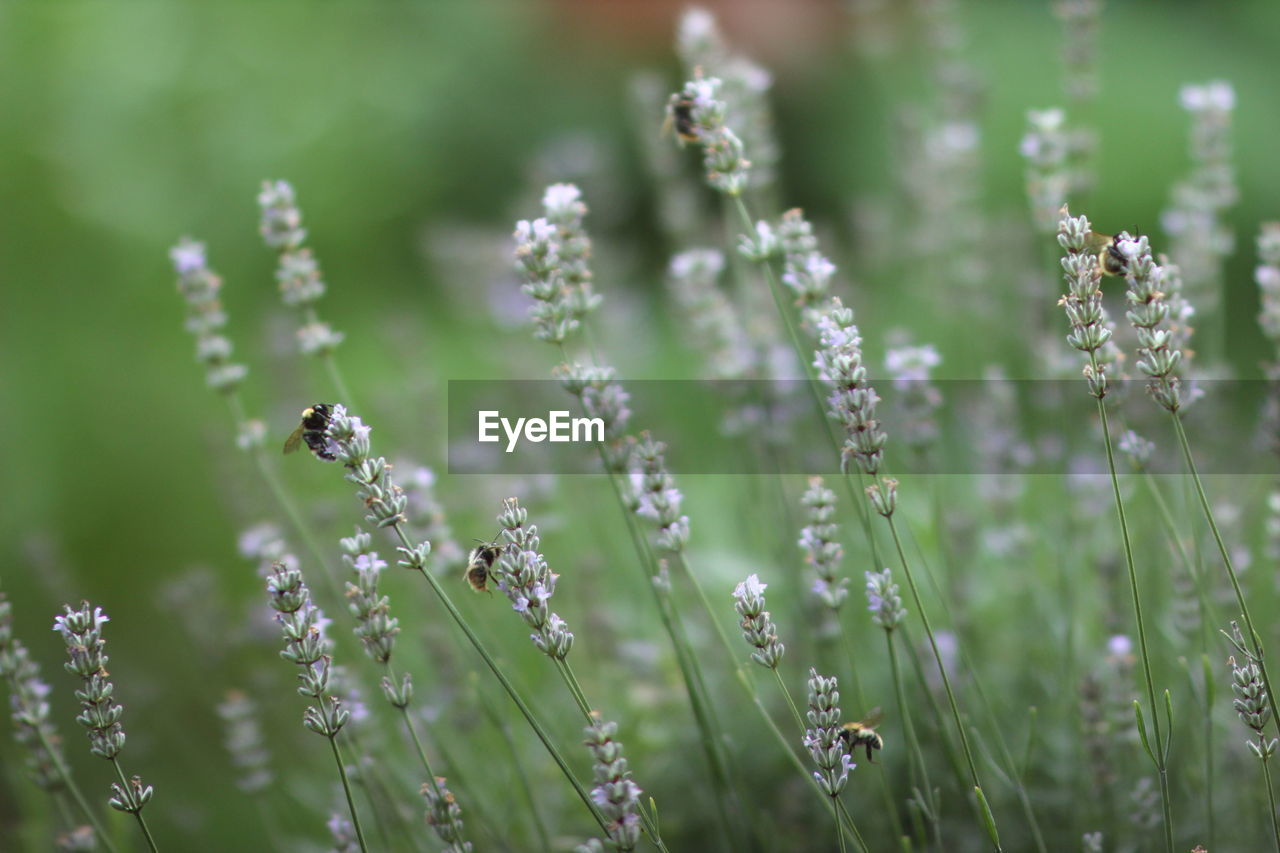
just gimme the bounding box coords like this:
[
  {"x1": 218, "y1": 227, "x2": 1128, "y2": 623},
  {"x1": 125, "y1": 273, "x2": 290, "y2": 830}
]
[
  {"x1": 839, "y1": 708, "x2": 884, "y2": 762},
  {"x1": 283, "y1": 403, "x2": 337, "y2": 461},
  {"x1": 1084, "y1": 231, "x2": 1130, "y2": 277},
  {"x1": 462, "y1": 540, "x2": 502, "y2": 594},
  {"x1": 663, "y1": 94, "x2": 699, "y2": 145}
]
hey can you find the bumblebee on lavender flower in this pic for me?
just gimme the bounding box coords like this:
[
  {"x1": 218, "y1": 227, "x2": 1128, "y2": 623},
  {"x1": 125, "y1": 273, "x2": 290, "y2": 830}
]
[
  {"x1": 283, "y1": 403, "x2": 337, "y2": 461},
  {"x1": 463, "y1": 540, "x2": 502, "y2": 594},
  {"x1": 1084, "y1": 231, "x2": 1130, "y2": 277},
  {"x1": 838, "y1": 708, "x2": 884, "y2": 762},
  {"x1": 663, "y1": 94, "x2": 699, "y2": 145}
]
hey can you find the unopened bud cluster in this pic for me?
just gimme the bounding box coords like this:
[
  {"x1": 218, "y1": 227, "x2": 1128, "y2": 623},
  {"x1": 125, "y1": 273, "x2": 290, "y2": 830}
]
[
  {"x1": 0, "y1": 595, "x2": 65, "y2": 792},
  {"x1": 51, "y1": 602, "x2": 154, "y2": 814},
  {"x1": 422, "y1": 776, "x2": 472, "y2": 853},
  {"x1": 341, "y1": 529, "x2": 412, "y2": 709},
  {"x1": 266, "y1": 564, "x2": 349, "y2": 739},
  {"x1": 1118, "y1": 234, "x2": 1184, "y2": 412},
  {"x1": 803, "y1": 668, "x2": 854, "y2": 796},
  {"x1": 1228, "y1": 622, "x2": 1278, "y2": 761},
  {"x1": 627, "y1": 434, "x2": 690, "y2": 553},
  {"x1": 813, "y1": 299, "x2": 886, "y2": 476},
  {"x1": 169, "y1": 238, "x2": 248, "y2": 393},
  {"x1": 1057, "y1": 209, "x2": 1115, "y2": 399},
  {"x1": 733, "y1": 574, "x2": 785, "y2": 669},
  {"x1": 865, "y1": 568, "x2": 907, "y2": 631},
  {"x1": 583, "y1": 716, "x2": 643, "y2": 852}
]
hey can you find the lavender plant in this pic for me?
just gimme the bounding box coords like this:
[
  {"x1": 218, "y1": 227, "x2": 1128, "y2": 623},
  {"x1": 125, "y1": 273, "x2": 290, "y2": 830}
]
[{"x1": 51, "y1": 603, "x2": 158, "y2": 852}]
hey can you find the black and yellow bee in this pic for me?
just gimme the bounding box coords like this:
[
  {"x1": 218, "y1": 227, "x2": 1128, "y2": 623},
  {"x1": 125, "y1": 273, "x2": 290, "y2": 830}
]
[
  {"x1": 838, "y1": 708, "x2": 884, "y2": 762},
  {"x1": 462, "y1": 540, "x2": 502, "y2": 594},
  {"x1": 664, "y1": 95, "x2": 699, "y2": 145},
  {"x1": 1084, "y1": 231, "x2": 1130, "y2": 278},
  {"x1": 283, "y1": 403, "x2": 337, "y2": 461}
]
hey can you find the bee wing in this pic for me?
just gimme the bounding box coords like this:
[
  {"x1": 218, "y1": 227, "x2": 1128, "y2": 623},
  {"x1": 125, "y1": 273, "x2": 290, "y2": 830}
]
[
  {"x1": 1083, "y1": 231, "x2": 1114, "y2": 254},
  {"x1": 283, "y1": 424, "x2": 305, "y2": 455},
  {"x1": 857, "y1": 707, "x2": 884, "y2": 728}
]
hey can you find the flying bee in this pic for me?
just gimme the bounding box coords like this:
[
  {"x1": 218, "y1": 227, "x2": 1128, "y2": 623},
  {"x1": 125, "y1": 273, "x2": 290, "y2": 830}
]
[
  {"x1": 663, "y1": 94, "x2": 699, "y2": 145},
  {"x1": 462, "y1": 539, "x2": 502, "y2": 594},
  {"x1": 839, "y1": 708, "x2": 884, "y2": 763},
  {"x1": 283, "y1": 403, "x2": 337, "y2": 461}
]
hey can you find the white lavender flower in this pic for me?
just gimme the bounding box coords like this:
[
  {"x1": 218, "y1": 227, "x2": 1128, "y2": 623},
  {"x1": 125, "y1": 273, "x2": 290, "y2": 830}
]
[
  {"x1": 803, "y1": 668, "x2": 854, "y2": 796},
  {"x1": 554, "y1": 363, "x2": 632, "y2": 472},
  {"x1": 239, "y1": 522, "x2": 298, "y2": 577},
  {"x1": 666, "y1": 249, "x2": 756, "y2": 381},
  {"x1": 583, "y1": 716, "x2": 643, "y2": 852},
  {"x1": 799, "y1": 478, "x2": 848, "y2": 610},
  {"x1": 813, "y1": 299, "x2": 886, "y2": 476},
  {"x1": 667, "y1": 75, "x2": 751, "y2": 196},
  {"x1": 422, "y1": 776, "x2": 472, "y2": 853},
  {"x1": 777, "y1": 209, "x2": 838, "y2": 315},
  {"x1": 865, "y1": 569, "x2": 906, "y2": 630},
  {"x1": 732, "y1": 574, "x2": 785, "y2": 669},
  {"x1": 258, "y1": 180, "x2": 345, "y2": 355},
  {"x1": 1162, "y1": 81, "x2": 1237, "y2": 317},
  {"x1": 265, "y1": 563, "x2": 349, "y2": 739},
  {"x1": 1117, "y1": 234, "x2": 1184, "y2": 412},
  {"x1": 326, "y1": 405, "x2": 408, "y2": 529},
  {"x1": 884, "y1": 340, "x2": 943, "y2": 457},
  {"x1": 627, "y1": 434, "x2": 690, "y2": 553},
  {"x1": 341, "y1": 529, "x2": 402, "y2": 676},
  {"x1": 1057, "y1": 209, "x2": 1117, "y2": 399},
  {"x1": 51, "y1": 603, "x2": 154, "y2": 815},
  {"x1": 674, "y1": 8, "x2": 778, "y2": 189},
  {"x1": 216, "y1": 690, "x2": 273, "y2": 793},
  {"x1": 1257, "y1": 223, "x2": 1280, "y2": 348},
  {"x1": 1020, "y1": 108, "x2": 1071, "y2": 234},
  {"x1": 1, "y1": 594, "x2": 66, "y2": 792},
  {"x1": 401, "y1": 465, "x2": 464, "y2": 569},
  {"x1": 541, "y1": 183, "x2": 602, "y2": 321},
  {"x1": 1117, "y1": 430, "x2": 1156, "y2": 472},
  {"x1": 169, "y1": 237, "x2": 248, "y2": 393},
  {"x1": 491, "y1": 498, "x2": 574, "y2": 660}
]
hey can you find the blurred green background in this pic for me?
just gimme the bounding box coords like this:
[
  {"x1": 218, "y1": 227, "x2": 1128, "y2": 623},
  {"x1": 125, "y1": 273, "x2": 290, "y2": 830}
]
[{"x1": 4, "y1": 0, "x2": 1280, "y2": 849}]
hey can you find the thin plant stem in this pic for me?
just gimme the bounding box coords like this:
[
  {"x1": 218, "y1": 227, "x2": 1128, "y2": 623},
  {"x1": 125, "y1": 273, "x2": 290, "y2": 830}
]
[
  {"x1": 224, "y1": 393, "x2": 344, "y2": 601},
  {"x1": 480, "y1": 696, "x2": 554, "y2": 853},
  {"x1": 1171, "y1": 413, "x2": 1280, "y2": 734},
  {"x1": 886, "y1": 629, "x2": 942, "y2": 850},
  {"x1": 326, "y1": 736, "x2": 369, "y2": 853},
  {"x1": 1093, "y1": 396, "x2": 1174, "y2": 853},
  {"x1": 389, "y1": 668, "x2": 468, "y2": 847},
  {"x1": 880, "y1": 505, "x2": 1002, "y2": 852},
  {"x1": 110, "y1": 759, "x2": 159, "y2": 853},
  {"x1": 1261, "y1": 756, "x2": 1280, "y2": 853},
  {"x1": 27, "y1": 725, "x2": 118, "y2": 853},
  {"x1": 390, "y1": 525, "x2": 612, "y2": 836}
]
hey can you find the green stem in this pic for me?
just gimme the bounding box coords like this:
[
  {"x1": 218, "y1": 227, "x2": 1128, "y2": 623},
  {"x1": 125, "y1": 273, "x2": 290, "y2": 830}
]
[
  {"x1": 881, "y1": 507, "x2": 1002, "y2": 852},
  {"x1": 1171, "y1": 412, "x2": 1280, "y2": 736},
  {"x1": 110, "y1": 759, "x2": 159, "y2": 853},
  {"x1": 327, "y1": 737, "x2": 368, "y2": 853},
  {"x1": 1093, "y1": 396, "x2": 1173, "y2": 853},
  {"x1": 1262, "y1": 755, "x2": 1280, "y2": 853},
  {"x1": 886, "y1": 628, "x2": 941, "y2": 849},
  {"x1": 392, "y1": 525, "x2": 611, "y2": 835},
  {"x1": 391, "y1": 675, "x2": 469, "y2": 849},
  {"x1": 480, "y1": 696, "x2": 554, "y2": 853},
  {"x1": 27, "y1": 725, "x2": 118, "y2": 853}
]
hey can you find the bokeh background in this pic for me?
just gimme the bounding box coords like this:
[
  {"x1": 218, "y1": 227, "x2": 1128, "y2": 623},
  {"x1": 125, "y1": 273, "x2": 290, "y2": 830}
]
[{"x1": 4, "y1": 1, "x2": 1280, "y2": 850}]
